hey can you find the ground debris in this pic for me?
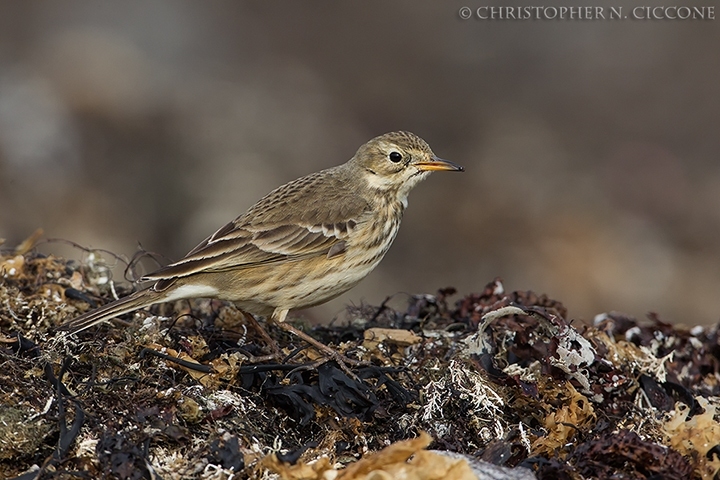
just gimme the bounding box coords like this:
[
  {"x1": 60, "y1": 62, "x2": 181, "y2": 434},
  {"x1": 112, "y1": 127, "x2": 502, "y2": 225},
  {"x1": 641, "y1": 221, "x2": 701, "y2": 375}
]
[{"x1": 2, "y1": 243, "x2": 720, "y2": 479}]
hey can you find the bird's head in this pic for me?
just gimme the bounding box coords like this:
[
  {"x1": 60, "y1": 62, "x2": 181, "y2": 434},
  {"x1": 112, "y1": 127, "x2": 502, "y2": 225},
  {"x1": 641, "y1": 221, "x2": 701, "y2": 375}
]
[{"x1": 351, "y1": 131, "x2": 463, "y2": 204}]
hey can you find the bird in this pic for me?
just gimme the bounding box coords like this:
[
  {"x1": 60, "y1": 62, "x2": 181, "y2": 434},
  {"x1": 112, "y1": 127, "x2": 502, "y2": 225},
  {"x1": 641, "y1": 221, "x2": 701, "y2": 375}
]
[{"x1": 61, "y1": 131, "x2": 463, "y2": 355}]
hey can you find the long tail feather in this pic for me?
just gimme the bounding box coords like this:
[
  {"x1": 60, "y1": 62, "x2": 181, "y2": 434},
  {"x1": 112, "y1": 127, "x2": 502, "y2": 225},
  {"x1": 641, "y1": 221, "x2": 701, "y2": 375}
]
[{"x1": 60, "y1": 288, "x2": 162, "y2": 334}]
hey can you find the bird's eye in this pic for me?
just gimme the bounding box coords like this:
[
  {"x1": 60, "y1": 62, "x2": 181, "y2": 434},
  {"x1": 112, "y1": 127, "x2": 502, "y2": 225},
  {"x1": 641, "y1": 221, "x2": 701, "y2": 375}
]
[{"x1": 389, "y1": 151, "x2": 402, "y2": 163}]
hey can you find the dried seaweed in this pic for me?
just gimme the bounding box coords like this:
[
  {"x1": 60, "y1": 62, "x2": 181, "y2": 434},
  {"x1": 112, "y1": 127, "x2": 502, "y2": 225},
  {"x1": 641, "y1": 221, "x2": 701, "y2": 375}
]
[{"x1": 3, "y1": 239, "x2": 720, "y2": 479}]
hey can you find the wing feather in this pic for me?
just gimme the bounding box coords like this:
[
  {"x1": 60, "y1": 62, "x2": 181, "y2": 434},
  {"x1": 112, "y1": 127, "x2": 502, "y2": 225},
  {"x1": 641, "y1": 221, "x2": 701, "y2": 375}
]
[{"x1": 143, "y1": 168, "x2": 371, "y2": 282}]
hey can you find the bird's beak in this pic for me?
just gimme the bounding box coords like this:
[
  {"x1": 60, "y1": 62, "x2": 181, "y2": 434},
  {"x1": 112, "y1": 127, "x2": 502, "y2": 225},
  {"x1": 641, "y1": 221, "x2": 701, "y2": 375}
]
[{"x1": 415, "y1": 156, "x2": 464, "y2": 172}]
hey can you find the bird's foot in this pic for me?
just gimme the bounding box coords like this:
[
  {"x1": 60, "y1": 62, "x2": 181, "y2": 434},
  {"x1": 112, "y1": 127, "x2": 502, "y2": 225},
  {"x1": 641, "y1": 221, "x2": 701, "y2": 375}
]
[{"x1": 277, "y1": 322, "x2": 369, "y2": 381}]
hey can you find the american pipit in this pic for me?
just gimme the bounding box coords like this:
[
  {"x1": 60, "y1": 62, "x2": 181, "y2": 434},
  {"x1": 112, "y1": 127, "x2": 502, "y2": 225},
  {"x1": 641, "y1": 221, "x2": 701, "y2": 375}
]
[{"x1": 62, "y1": 131, "x2": 462, "y2": 354}]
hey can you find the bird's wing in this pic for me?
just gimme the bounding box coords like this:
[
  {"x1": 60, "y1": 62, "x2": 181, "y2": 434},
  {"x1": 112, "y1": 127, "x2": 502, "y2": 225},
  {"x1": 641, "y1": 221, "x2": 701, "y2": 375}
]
[{"x1": 144, "y1": 171, "x2": 370, "y2": 281}]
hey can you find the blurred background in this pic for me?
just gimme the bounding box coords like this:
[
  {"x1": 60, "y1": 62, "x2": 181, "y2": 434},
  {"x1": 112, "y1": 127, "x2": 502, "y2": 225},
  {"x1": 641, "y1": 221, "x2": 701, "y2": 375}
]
[{"x1": 1, "y1": 1, "x2": 718, "y2": 325}]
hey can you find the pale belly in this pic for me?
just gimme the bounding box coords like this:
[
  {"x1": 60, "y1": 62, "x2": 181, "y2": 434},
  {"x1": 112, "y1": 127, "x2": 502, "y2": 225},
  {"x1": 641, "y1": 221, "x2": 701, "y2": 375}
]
[{"x1": 227, "y1": 250, "x2": 384, "y2": 314}]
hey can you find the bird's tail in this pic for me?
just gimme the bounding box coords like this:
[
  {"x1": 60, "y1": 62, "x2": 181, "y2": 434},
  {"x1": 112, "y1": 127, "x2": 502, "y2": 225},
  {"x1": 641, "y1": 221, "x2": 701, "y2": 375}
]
[{"x1": 60, "y1": 288, "x2": 162, "y2": 335}]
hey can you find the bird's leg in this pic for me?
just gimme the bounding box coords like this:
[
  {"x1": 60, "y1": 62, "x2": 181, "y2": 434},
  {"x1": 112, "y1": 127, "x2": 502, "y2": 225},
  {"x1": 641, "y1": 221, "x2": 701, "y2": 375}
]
[
  {"x1": 239, "y1": 310, "x2": 282, "y2": 358},
  {"x1": 271, "y1": 308, "x2": 368, "y2": 376}
]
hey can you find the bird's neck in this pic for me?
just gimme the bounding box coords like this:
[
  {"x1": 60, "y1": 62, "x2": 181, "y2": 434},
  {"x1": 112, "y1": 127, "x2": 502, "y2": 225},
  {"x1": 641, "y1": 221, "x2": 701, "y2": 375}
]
[
  {"x1": 375, "y1": 186, "x2": 409, "y2": 216},
  {"x1": 362, "y1": 176, "x2": 418, "y2": 211}
]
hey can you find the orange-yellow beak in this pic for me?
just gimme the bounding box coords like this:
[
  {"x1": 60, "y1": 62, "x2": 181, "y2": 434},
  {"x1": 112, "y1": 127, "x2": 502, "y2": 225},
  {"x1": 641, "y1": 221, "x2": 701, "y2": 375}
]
[{"x1": 415, "y1": 156, "x2": 464, "y2": 172}]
